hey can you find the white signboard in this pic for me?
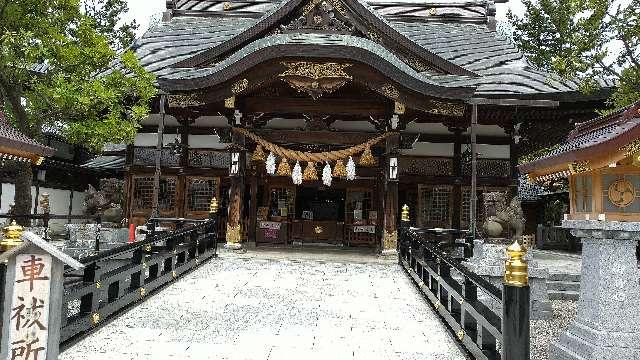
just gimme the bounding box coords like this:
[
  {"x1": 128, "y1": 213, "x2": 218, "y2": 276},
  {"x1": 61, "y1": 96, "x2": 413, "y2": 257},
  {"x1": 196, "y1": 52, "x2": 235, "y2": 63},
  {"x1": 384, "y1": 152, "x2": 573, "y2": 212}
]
[
  {"x1": 7, "y1": 253, "x2": 52, "y2": 360},
  {"x1": 259, "y1": 221, "x2": 281, "y2": 230},
  {"x1": 353, "y1": 225, "x2": 376, "y2": 234}
]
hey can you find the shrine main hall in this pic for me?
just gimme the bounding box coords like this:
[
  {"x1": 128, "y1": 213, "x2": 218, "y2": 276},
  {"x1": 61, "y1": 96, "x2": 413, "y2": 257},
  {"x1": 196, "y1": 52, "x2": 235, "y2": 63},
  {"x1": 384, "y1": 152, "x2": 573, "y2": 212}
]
[{"x1": 122, "y1": 0, "x2": 609, "y2": 251}]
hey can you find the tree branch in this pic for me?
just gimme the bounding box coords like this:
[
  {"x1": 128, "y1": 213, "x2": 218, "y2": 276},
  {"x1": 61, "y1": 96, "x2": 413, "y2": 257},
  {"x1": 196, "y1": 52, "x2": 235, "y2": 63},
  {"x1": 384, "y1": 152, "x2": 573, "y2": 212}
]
[
  {"x1": 620, "y1": 37, "x2": 640, "y2": 68},
  {"x1": 596, "y1": 59, "x2": 621, "y2": 78}
]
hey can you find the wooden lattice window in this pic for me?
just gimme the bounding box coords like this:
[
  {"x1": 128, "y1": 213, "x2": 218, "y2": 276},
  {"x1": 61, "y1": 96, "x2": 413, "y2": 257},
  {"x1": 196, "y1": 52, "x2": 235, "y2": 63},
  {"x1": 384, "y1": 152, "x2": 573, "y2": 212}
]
[
  {"x1": 269, "y1": 186, "x2": 296, "y2": 216},
  {"x1": 186, "y1": 177, "x2": 219, "y2": 212},
  {"x1": 418, "y1": 185, "x2": 452, "y2": 228},
  {"x1": 574, "y1": 175, "x2": 592, "y2": 213},
  {"x1": 131, "y1": 176, "x2": 176, "y2": 212}
]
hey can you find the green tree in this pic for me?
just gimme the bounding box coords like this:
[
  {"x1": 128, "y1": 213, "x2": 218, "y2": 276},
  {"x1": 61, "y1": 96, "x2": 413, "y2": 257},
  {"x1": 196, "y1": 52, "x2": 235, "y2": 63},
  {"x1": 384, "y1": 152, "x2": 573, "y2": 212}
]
[
  {"x1": 507, "y1": 0, "x2": 640, "y2": 110},
  {"x1": 0, "y1": 0, "x2": 156, "y2": 223}
]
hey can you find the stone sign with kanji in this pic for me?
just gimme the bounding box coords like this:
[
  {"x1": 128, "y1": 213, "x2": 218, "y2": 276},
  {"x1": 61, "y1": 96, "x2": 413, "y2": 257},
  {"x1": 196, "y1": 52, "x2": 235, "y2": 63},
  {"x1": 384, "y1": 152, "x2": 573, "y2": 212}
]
[{"x1": 0, "y1": 232, "x2": 83, "y2": 360}]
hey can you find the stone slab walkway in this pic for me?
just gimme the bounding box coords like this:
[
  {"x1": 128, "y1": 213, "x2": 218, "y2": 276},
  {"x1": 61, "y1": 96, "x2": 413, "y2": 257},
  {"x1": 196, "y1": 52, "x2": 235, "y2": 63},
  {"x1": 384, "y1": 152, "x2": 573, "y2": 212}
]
[{"x1": 60, "y1": 250, "x2": 467, "y2": 360}]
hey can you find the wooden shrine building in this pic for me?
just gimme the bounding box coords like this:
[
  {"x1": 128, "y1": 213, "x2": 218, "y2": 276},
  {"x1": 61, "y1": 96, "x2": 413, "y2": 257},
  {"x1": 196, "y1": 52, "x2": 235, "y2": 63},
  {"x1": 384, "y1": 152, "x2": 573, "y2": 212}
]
[
  {"x1": 123, "y1": 0, "x2": 610, "y2": 250},
  {"x1": 520, "y1": 101, "x2": 640, "y2": 222}
]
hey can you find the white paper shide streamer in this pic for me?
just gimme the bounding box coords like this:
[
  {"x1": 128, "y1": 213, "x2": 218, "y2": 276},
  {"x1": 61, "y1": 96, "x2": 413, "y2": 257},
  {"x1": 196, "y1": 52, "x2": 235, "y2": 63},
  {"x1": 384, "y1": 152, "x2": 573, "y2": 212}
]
[
  {"x1": 346, "y1": 156, "x2": 356, "y2": 181},
  {"x1": 322, "y1": 162, "x2": 332, "y2": 186},
  {"x1": 292, "y1": 161, "x2": 303, "y2": 185},
  {"x1": 266, "y1": 152, "x2": 276, "y2": 174}
]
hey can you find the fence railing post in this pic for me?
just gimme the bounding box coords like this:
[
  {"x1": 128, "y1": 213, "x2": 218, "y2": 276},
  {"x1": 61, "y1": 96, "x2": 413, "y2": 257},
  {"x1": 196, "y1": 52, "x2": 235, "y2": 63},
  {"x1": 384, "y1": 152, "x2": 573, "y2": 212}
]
[{"x1": 502, "y1": 240, "x2": 530, "y2": 360}]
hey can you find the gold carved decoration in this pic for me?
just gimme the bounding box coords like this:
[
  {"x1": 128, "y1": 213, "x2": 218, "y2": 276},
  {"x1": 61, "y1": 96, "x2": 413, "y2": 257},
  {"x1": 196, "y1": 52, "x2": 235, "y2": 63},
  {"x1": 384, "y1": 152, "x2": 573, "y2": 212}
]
[
  {"x1": 314, "y1": 226, "x2": 324, "y2": 234},
  {"x1": 568, "y1": 160, "x2": 590, "y2": 174},
  {"x1": 223, "y1": 1, "x2": 231, "y2": 10},
  {"x1": 608, "y1": 178, "x2": 636, "y2": 208},
  {"x1": 279, "y1": 62, "x2": 352, "y2": 100},
  {"x1": 425, "y1": 100, "x2": 465, "y2": 117},
  {"x1": 139, "y1": 287, "x2": 146, "y2": 298},
  {"x1": 394, "y1": 101, "x2": 405, "y2": 115},
  {"x1": 225, "y1": 96, "x2": 235, "y2": 109},
  {"x1": 620, "y1": 138, "x2": 640, "y2": 157},
  {"x1": 381, "y1": 83, "x2": 399, "y2": 99},
  {"x1": 457, "y1": 330, "x2": 465, "y2": 341},
  {"x1": 168, "y1": 93, "x2": 207, "y2": 107},
  {"x1": 427, "y1": 8, "x2": 438, "y2": 16},
  {"x1": 303, "y1": 0, "x2": 346, "y2": 16},
  {"x1": 383, "y1": 230, "x2": 398, "y2": 250},
  {"x1": 226, "y1": 224, "x2": 242, "y2": 244},
  {"x1": 1, "y1": 220, "x2": 23, "y2": 252},
  {"x1": 231, "y1": 78, "x2": 248, "y2": 94}
]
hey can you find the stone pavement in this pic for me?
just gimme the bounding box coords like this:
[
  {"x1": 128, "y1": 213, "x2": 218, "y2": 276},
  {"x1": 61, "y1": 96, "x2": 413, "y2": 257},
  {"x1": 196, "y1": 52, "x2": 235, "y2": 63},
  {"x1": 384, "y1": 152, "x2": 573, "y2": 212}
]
[{"x1": 60, "y1": 248, "x2": 468, "y2": 360}]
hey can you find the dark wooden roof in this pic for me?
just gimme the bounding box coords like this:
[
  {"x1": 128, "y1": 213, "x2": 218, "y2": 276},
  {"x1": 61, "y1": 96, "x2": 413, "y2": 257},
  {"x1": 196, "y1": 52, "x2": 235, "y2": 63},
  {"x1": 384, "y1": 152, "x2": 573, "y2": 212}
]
[
  {"x1": 0, "y1": 112, "x2": 55, "y2": 162},
  {"x1": 127, "y1": 0, "x2": 612, "y2": 100},
  {"x1": 519, "y1": 100, "x2": 640, "y2": 175}
]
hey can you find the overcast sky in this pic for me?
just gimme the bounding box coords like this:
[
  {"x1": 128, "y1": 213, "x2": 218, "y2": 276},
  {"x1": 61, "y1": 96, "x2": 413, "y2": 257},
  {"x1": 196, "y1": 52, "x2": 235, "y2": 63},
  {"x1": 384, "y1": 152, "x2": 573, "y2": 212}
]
[{"x1": 124, "y1": 0, "x2": 525, "y2": 36}]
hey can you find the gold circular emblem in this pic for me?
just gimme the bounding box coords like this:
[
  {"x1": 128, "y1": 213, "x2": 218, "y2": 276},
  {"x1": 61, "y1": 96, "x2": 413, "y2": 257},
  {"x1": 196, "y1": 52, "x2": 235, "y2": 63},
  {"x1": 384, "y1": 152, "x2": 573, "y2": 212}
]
[{"x1": 608, "y1": 179, "x2": 636, "y2": 208}]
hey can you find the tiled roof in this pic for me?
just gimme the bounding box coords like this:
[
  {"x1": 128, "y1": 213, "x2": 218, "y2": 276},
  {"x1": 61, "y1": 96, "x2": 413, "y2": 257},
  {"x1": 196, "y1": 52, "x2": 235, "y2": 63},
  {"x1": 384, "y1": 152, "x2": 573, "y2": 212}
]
[
  {"x1": 0, "y1": 112, "x2": 55, "y2": 160},
  {"x1": 129, "y1": 0, "x2": 612, "y2": 99},
  {"x1": 519, "y1": 100, "x2": 640, "y2": 174}
]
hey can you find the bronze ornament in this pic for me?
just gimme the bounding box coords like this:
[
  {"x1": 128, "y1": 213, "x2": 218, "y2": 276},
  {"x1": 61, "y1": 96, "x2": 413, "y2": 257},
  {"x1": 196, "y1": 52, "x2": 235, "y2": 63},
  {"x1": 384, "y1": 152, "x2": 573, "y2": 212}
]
[
  {"x1": 380, "y1": 83, "x2": 399, "y2": 99},
  {"x1": 424, "y1": 99, "x2": 465, "y2": 117}
]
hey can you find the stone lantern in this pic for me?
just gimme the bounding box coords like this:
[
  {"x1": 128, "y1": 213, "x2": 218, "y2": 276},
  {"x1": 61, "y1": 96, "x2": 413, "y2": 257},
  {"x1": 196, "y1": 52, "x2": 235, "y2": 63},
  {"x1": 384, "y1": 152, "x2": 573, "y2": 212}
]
[{"x1": 519, "y1": 100, "x2": 640, "y2": 359}]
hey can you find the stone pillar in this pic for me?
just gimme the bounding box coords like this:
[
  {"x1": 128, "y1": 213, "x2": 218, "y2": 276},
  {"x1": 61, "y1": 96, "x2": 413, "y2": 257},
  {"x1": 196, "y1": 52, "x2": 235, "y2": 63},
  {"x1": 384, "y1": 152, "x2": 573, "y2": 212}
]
[
  {"x1": 225, "y1": 126, "x2": 246, "y2": 250},
  {"x1": 550, "y1": 220, "x2": 640, "y2": 360},
  {"x1": 382, "y1": 133, "x2": 400, "y2": 255}
]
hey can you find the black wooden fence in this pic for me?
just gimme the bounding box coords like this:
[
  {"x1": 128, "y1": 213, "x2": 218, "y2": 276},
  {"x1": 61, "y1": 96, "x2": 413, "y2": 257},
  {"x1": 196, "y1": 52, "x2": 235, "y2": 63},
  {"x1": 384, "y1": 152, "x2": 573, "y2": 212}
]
[
  {"x1": 399, "y1": 227, "x2": 530, "y2": 360},
  {"x1": 59, "y1": 216, "x2": 218, "y2": 346}
]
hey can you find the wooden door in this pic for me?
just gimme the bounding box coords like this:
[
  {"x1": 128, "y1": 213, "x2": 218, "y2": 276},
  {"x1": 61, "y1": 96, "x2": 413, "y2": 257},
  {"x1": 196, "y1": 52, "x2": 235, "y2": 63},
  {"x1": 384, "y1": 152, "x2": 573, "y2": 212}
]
[{"x1": 183, "y1": 176, "x2": 220, "y2": 219}]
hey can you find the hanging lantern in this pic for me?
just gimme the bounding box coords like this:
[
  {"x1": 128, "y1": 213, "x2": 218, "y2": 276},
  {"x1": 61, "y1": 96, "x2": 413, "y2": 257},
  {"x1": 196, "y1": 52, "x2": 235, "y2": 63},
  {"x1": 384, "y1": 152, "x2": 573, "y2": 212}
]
[
  {"x1": 322, "y1": 162, "x2": 332, "y2": 186},
  {"x1": 333, "y1": 159, "x2": 347, "y2": 177},
  {"x1": 276, "y1": 157, "x2": 292, "y2": 176},
  {"x1": 252, "y1": 144, "x2": 266, "y2": 162},
  {"x1": 346, "y1": 156, "x2": 356, "y2": 180},
  {"x1": 292, "y1": 161, "x2": 303, "y2": 185},
  {"x1": 358, "y1": 147, "x2": 376, "y2": 167},
  {"x1": 303, "y1": 162, "x2": 318, "y2": 181},
  {"x1": 266, "y1": 152, "x2": 276, "y2": 175}
]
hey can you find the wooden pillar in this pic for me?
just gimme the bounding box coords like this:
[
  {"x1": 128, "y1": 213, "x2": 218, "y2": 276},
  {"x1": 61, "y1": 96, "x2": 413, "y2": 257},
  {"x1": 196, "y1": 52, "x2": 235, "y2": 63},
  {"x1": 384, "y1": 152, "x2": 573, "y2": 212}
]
[
  {"x1": 503, "y1": 122, "x2": 519, "y2": 197},
  {"x1": 450, "y1": 127, "x2": 464, "y2": 230},
  {"x1": 247, "y1": 174, "x2": 258, "y2": 242},
  {"x1": 226, "y1": 112, "x2": 246, "y2": 249},
  {"x1": 382, "y1": 133, "x2": 400, "y2": 254}
]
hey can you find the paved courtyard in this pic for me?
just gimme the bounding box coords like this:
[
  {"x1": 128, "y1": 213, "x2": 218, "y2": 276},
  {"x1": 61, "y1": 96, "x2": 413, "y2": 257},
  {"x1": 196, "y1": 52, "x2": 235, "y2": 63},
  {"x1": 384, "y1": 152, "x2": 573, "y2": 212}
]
[{"x1": 60, "y1": 250, "x2": 467, "y2": 360}]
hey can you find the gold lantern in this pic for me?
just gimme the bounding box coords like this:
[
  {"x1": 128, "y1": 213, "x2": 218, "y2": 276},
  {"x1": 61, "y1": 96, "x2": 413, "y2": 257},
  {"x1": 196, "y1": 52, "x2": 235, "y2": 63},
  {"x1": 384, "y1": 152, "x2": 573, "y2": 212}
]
[
  {"x1": 303, "y1": 162, "x2": 318, "y2": 181},
  {"x1": 358, "y1": 147, "x2": 376, "y2": 167},
  {"x1": 252, "y1": 144, "x2": 266, "y2": 162},
  {"x1": 333, "y1": 159, "x2": 347, "y2": 177},
  {"x1": 276, "y1": 158, "x2": 292, "y2": 176}
]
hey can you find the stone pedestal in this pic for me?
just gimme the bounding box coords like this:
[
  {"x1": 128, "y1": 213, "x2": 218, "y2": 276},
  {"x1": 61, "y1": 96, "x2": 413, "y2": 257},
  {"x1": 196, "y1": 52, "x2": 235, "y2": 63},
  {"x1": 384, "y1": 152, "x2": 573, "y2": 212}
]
[
  {"x1": 465, "y1": 239, "x2": 552, "y2": 320},
  {"x1": 550, "y1": 220, "x2": 640, "y2": 360}
]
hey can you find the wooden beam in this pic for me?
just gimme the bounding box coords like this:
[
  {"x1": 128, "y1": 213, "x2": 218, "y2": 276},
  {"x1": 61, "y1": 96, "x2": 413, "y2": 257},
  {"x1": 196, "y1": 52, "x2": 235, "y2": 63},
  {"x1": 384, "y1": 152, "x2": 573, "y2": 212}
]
[{"x1": 241, "y1": 97, "x2": 388, "y2": 117}]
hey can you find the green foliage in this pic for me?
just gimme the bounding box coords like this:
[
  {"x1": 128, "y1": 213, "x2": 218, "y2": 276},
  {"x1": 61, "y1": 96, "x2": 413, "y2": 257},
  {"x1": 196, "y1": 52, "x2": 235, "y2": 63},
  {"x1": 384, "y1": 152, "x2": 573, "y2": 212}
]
[
  {"x1": 0, "y1": 0, "x2": 156, "y2": 151},
  {"x1": 508, "y1": 0, "x2": 640, "y2": 110}
]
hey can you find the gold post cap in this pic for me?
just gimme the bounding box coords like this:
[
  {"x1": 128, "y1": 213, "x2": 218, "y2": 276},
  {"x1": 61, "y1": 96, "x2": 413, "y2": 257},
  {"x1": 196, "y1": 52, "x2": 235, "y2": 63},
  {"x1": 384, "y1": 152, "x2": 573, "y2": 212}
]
[
  {"x1": 401, "y1": 204, "x2": 410, "y2": 222},
  {"x1": 504, "y1": 239, "x2": 528, "y2": 287},
  {"x1": 1, "y1": 221, "x2": 24, "y2": 252}
]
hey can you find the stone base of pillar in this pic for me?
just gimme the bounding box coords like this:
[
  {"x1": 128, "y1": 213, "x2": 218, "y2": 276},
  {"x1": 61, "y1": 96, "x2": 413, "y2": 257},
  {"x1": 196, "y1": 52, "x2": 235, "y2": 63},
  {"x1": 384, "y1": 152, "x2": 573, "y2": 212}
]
[
  {"x1": 224, "y1": 242, "x2": 242, "y2": 250},
  {"x1": 381, "y1": 249, "x2": 397, "y2": 256},
  {"x1": 465, "y1": 240, "x2": 552, "y2": 320},
  {"x1": 550, "y1": 220, "x2": 640, "y2": 360}
]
